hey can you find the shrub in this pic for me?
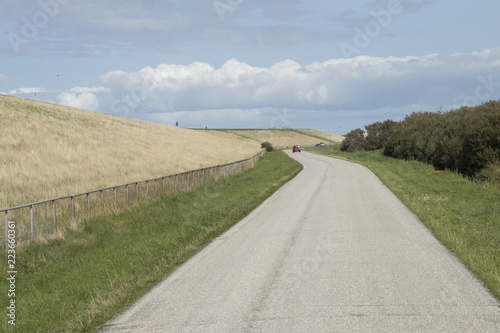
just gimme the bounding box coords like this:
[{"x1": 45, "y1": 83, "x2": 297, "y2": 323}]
[
  {"x1": 365, "y1": 120, "x2": 397, "y2": 150},
  {"x1": 261, "y1": 141, "x2": 273, "y2": 152},
  {"x1": 381, "y1": 100, "x2": 500, "y2": 177},
  {"x1": 340, "y1": 128, "x2": 368, "y2": 152},
  {"x1": 341, "y1": 120, "x2": 396, "y2": 153}
]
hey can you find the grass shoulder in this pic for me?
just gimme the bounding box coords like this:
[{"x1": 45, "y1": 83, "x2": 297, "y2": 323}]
[
  {"x1": 0, "y1": 150, "x2": 302, "y2": 333},
  {"x1": 305, "y1": 146, "x2": 500, "y2": 301}
]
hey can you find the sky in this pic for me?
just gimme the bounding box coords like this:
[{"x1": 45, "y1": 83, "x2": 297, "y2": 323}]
[{"x1": 1, "y1": 0, "x2": 500, "y2": 135}]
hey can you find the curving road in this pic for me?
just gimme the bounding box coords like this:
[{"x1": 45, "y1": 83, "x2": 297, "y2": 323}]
[{"x1": 97, "y1": 151, "x2": 500, "y2": 332}]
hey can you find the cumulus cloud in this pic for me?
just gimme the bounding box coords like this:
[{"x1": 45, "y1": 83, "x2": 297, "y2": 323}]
[
  {"x1": 8, "y1": 87, "x2": 46, "y2": 94},
  {"x1": 96, "y1": 48, "x2": 500, "y2": 116},
  {"x1": 68, "y1": 86, "x2": 108, "y2": 94},
  {"x1": 6, "y1": 49, "x2": 500, "y2": 130},
  {"x1": 56, "y1": 92, "x2": 99, "y2": 111}
]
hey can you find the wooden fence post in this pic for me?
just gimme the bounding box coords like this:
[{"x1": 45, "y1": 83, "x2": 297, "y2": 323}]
[
  {"x1": 87, "y1": 193, "x2": 91, "y2": 217},
  {"x1": 4, "y1": 211, "x2": 8, "y2": 249},
  {"x1": 30, "y1": 205, "x2": 34, "y2": 240},
  {"x1": 71, "y1": 196, "x2": 75, "y2": 226},
  {"x1": 52, "y1": 200, "x2": 57, "y2": 232},
  {"x1": 126, "y1": 185, "x2": 129, "y2": 207}
]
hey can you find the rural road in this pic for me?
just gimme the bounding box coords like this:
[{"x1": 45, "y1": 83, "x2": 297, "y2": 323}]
[{"x1": 97, "y1": 151, "x2": 500, "y2": 332}]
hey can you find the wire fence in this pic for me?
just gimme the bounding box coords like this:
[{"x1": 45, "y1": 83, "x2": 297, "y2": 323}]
[
  {"x1": 274, "y1": 144, "x2": 325, "y2": 150},
  {"x1": 1, "y1": 150, "x2": 265, "y2": 249}
]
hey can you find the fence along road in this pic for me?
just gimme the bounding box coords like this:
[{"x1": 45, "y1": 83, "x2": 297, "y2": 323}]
[
  {"x1": 97, "y1": 151, "x2": 500, "y2": 332},
  {"x1": 1, "y1": 150, "x2": 265, "y2": 249}
]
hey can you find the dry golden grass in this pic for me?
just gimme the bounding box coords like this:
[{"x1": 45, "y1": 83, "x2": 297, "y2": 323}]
[
  {"x1": 294, "y1": 129, "x2": 344, "y2": 143},
  {"x1": 205, "y1": 129, "x2": 343, "y2": 147},
  {"x1": 0, "y1": 95, "x2": 261, "y2": 208}
]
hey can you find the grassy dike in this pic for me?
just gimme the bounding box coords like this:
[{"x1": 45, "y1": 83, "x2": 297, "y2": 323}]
[
  {"x1": 306, "y1": 146, "x2": 500, "y2": 301},
  {"x1": 0, "y1": 150, "x2": 302, "y2": 333}
]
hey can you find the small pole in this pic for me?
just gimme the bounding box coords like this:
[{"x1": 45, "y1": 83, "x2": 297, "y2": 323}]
[
  {"x1": 5, "y1": 211, "x2": 8, "y2": 249},
  {"x1": 71, "y1": 196, "x2": 75, "y2": 226},
  {"x1": 52, "y1": 200, "x2": 57, "y2": 232},
  {"x1": 101, "y1": 190, "x2": 104, "y2": 209},
  {"x1": 114, "y1": 187, "x2": 117, "y2": 209},
  {"x1": 126, "y1": 184, "x2": 129, "y2": 207},
  {"x1": 87, "y1": 193, "x2": 91, "y2": 217},
  {"x1": 30, "y1": 205, "x2": 34, "y2": 240},
  {"x1": 136, "y1": 182, "x2": 139, "y2": 202}
]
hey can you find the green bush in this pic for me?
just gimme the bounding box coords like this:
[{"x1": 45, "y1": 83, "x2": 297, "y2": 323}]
[
  {"x1": 261, "y1": 141, "x2": 273, "y2": 152},
  {"x1": 381, "y1": 100, "x2": 500, "y2": 177},
  {"x1": 340, "y1": 128, "x2": 368, "y2": 152},
  {"x1": 341, "y1": 120, "x2": 396, "y2": 153},
  {"x1": 365, "y1": 120, "x2": 397, "y2": 150}
]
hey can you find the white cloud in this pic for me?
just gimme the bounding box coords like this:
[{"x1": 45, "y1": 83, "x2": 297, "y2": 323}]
[
  {"x1": 96, "y1": 49, "x2": 500, "y2": 115},
  {"x1": 68, "y1": 86, "x2": 109, "y2": 94},
  {"x1": 6, "y1": 48, "x2": 500, "y2": 130},
  {"x1": 9, "y1": 87, "x2": 46, "y2": 94},
  {"x1": 56, "y1": 92, "x2": 99, "y2": 111}
]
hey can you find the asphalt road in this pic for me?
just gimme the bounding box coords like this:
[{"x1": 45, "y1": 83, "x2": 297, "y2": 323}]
[{"x1": 97, "y1": 151, "x2": 500, "y2": 332}]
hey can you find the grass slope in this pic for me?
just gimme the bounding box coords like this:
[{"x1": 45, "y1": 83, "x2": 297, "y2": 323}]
[
  {"x1": 306, "y1": 146, "x2": 500, "y2": 301},
  {"x1": 290, "y1": 129, "x2": 344, "y2": 144},
  {"x1": 201, "y1": 128, "x2": 343, "y2": 147},
  {"x1": 0, "y1": 95, "x2": 261, "y2": 208},
  {"x1": 0, "y1": 150, "x2": 302, "y2": 333}
]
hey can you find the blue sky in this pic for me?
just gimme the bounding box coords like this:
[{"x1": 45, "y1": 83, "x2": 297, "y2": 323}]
[{"x1": 1, "y1": 0, "x2": 500, "y2": 134}]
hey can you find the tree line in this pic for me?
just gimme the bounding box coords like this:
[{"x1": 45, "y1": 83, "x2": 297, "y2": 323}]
[{"x1": 340, "y1": 100, "x2": 500, "y2": 177}]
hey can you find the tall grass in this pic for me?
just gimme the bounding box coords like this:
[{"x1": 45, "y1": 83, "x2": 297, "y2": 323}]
[
  {"x1": 290, "y1": 128, "x2": 344, "y2": 143},
  {"x1": 203, "y1": 128, "x2": 342, "y2": 147},
  {"x1": 306, "y1": 146, "x2": 500, "y2": 300},
  {"x1": 0, "y1": 150, "x2": 302, "y2": 333},
  {"x1": 0, "y1": 95, "x2": 262, "y2": 209}
]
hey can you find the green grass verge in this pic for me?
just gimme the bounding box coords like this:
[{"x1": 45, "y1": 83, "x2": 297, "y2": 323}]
[
  {"x1": 305, "y1": 146, "x2": 500, "y2": 300},
  {"x1": 0, "y1": 150, "x2": 302, "y2": 333}
]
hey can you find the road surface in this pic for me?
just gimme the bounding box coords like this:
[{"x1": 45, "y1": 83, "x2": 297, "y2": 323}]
[{"x1": 97, "y1": 151, "x2": 500, "y2": 332}]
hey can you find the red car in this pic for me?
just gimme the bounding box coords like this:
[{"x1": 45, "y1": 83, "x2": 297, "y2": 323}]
[{"x1": 292, "y1": 145, "x2": 301, "y2": 153}]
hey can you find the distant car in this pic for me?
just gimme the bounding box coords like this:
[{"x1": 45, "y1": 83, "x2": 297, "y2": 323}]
[
  {"x1": 292, "y1": 145, "x2": 301, "y2": 153},
  {"x1": 315, "y1": 142, "x2": 326, "y2": 147}
]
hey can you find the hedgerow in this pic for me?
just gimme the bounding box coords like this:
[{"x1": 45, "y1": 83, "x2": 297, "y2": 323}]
[{"x1": 341, "y1": 100, "x2": 500, "y2": 177}]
